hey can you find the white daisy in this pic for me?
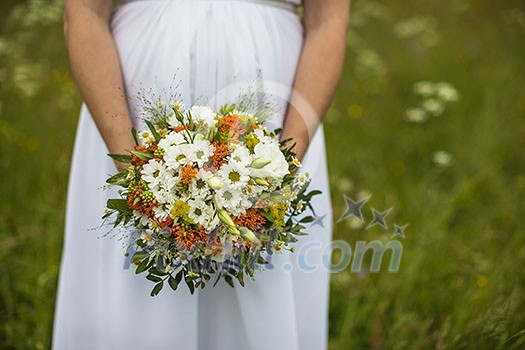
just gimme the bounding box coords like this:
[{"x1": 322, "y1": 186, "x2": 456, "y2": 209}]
[
  {"x1": 140, "y1": 230, "x2": 155, "y2": 247},
  {"x1": 150, "y1": 186, "x2": 175, "y2": 206},
  {"x1": 158, "y1": 132, "x2": 186, "y2": 149},
  {"x1": 188, "y1": 106, "x2": 217, "y2": 127},
  {"x1": 164, "y1": 144, "x2": 193, "y2": 169},
  {"x1": 153, "y1": 205, "x2": 171, "y2": 222},
  {"x1": 191, "y1": 139, "x2": 215, "y2": 168},
  {"x1": 215, "y1": 187, "x2": 242, "y2": 211},
  {"x1": 188, "y1": 197, "x2": 213, "y2": 227},
  {"x1": 229, "y1": 145, "x2": 253, "y2": 165},
  {"x1": 218, "y1": 160, "x2": 250, "y2": 189},
  {"x1": 141, "y1": 159, "x2": 167, "y2": 190},
  {"x1": 203, "y1": 213, "x2": 220, "y2": 232},
  {"x1": 189, "y1": 169, "x2": 213, "y2": 198},
  {"x1": 138, "y1": 130, "x2": 154, "y2": 145},
  {"x1": 169, "y1": 100, "x2": 185, "y2": 111},
  {"x1": 133, "y1": 211, "x2": 150, "y2": 227}
]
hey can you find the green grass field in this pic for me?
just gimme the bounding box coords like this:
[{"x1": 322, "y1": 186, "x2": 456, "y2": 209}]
[{"x1": 1, "y1": 0, "x2": 525, "y2": 349}]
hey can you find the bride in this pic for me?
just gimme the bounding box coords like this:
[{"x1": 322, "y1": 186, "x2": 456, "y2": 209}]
[{"x1": 53, "y1": 0, "x2": 349, "y2": 349}]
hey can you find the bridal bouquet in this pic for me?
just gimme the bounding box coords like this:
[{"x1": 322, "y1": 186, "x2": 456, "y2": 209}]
[{"x1": 103, "y1": 99, "x2": 319, "y2": 296}]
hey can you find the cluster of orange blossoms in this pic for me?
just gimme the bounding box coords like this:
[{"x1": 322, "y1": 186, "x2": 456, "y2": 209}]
[
  {"x1": 171, "y1": 224, "x2": 208, "y2": 250},
  {"x1": 234, "y1": 208, "x2": 266, "y2": 230}
]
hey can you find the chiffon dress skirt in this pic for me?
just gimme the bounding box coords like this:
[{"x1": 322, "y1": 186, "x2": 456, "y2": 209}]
[{"x1": 52, "y1": 0, "x2": 333, "y2": 349}]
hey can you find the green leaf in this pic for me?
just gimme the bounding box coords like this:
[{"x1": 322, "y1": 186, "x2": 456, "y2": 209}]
[
  {"x1": 168, "y1": 275, "x2": 179, "y2": 291},
  {"x1": 145, "y1": 119, "x2": 161, "y2": 142},
  {"x1": 149, "y1": 267, "x2": 168, "y2": 276},
  {"x1": 150, "y1": 281, "x2": 164, "y2": 297},
  {"x1": 131, "y1": 250, "x2": 149, "y2": 265},
  {"x1": 127, "y1": 149, "x2": 154, "y2": 161},
  {"x1": 224, "y1": 274, "x2": 235, "y2": 288},
  {"x1": 102, "y1": 210, "x2": 114, "y2": 220},
  {"x1": 299, "y1": 216, "x2": 315, "y2": 223},
  {"x1": 107, "y1": 153, "x2": 132, "y2": 163},
  {"x1": 237, "y1": 271, "x2": 245, "y2": 287},
  {"x1": 135, "y1": 257, "x2": 150, "y2": 274},
  {"x1": 146, "y1": 274, "x2": 162, "y2": 283},
  {"x1": 305, "y1": 190, "x2": 322, "y2": 198},
  {"x1": 106, "y1": 171, "x2": 128, "y2": 186},
  {"x1": 113, "y1": 214, "x2": 123, "y2": 227},
  {"x1": 185, "y1": 277, "x2": 195, "y2": 294},
  {"x1": 106, "y1": 198, "x2": 130, "y2": 211},
  {"x1": 131, "y1": 127, "x2": 139, "y2": 145},
  {"x1": 175, "y1": 270, "x2": 183, "y2": 285}
]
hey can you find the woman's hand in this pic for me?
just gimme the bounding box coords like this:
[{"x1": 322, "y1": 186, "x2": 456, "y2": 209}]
[
  {"x1": 64, "y1": 0, "x2": 136, "y2": 169},
  {"x1": 280, "y1": 0, "x2": 350, "y2": 161}
]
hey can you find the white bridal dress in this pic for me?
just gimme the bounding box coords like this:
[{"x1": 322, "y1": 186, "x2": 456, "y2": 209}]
[{"x1": 53, "y1": 0, "x2": 333, "y2": 349}]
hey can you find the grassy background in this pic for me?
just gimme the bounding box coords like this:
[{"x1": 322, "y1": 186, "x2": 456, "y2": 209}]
[{"x1": 1, "y1": 0, "x2": 524, "y2": 349}]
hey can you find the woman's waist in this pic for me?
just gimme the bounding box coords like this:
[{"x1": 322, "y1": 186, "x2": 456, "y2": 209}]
[{"x1": 119, "y1": 0, "x2": 299, "y2": 13}]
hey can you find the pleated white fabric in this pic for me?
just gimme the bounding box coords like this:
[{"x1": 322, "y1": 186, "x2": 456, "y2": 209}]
[{"x1": 52, "y1": 1, "x2": 333, "y2": 349}]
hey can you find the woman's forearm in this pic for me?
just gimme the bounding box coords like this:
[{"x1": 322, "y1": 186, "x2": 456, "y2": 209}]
[
  {"x1": 280, "y1": 0, "x2": 350, "y2": 161},
  {"x1": 64, "y1": 0, "x2": 134, "y2": 169}
]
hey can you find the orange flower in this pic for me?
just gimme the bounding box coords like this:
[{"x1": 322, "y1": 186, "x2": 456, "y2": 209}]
[
  {"x1": 158, "y1": 216, "x2": 174, "y2": 228},
  {"x1": 174, "y1": 123, "x2": 191, "y2": 133},
  {"x1": 180, "y1": 163, "x2": 198, "y2": 185},
  {"x1": 240, "y1": 241, "x2": 254, "y2": 251},
  {"x1": 234, "y1": 208, "x2": 266, "y2": 230},
  {"x1": 148, "y1": 143, "x2": 158, "y2": 153},
  {"x1": 131, "y1": 145, "x2": 148, "y2": 166},
  {"x1": 211, "y1": 141, "x2": 229, "y2": 169},
  {"x1": 218, "y1": 115, "x2": 239, "y2": 133},
  {"x1": 171, "y1": 224, "x2": 208, "y2": 250},
  {"x1": 127, "y1": 191, "x2": 157, "y2": 217}
]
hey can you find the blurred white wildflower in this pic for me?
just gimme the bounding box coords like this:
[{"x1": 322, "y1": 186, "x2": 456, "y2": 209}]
[
  {"x1": 8, "y1": 0, "x2": 63, "y2": 27},
  {"x1": 331, "y1": 271, "x2": 351, "y2": 286},
  {"x1": 394, "y1": 16, "x2": 441, "y2": 48},
  {"x1": 404, "y1": 107, "x2": 428, "y2": 123},
  {"x1": 13, "y1": 63, "x2": 46, "y2": 97},
  {"x1": 337, "y1": 178, "x2": 354, "y2": 193},
  {"x1": 1, "y1": 0, "x2": 64, "y2": 97},
  {"x1": 357, "y1": 190, "x2": 372, "y2": 201},
  {"x1": 435, "y1": 81, "x2": 460, "y2": 102},
  {"x1": 350, "y1": 1, "x2": 390, "y2": 28},
  {"x1": 354, "y1": 48, "x2": 388, "y2": 93},
  {"x1": 432, "y1": 150, "x2": 453, "y2": 167},
  {"x1": 346, "y1": 216, "x2": 365, "y2": 230},
  {"x1": 413, "y1": 81, "x2": 436, "y2": 97},
  {"x1": 356, "y1": 49, "x2": 387, "y2": 76},
  {"x1": 421, "y1": 98, "x2": 445, "y2": 116},
  {"x1": 405, "y1": 80, "x2": 460, "y2": 123}
]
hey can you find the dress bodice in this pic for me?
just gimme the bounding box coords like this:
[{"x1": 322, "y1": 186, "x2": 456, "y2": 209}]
[{"x1": 120, "y1": 0, "x2": 302, "y2": 10}]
